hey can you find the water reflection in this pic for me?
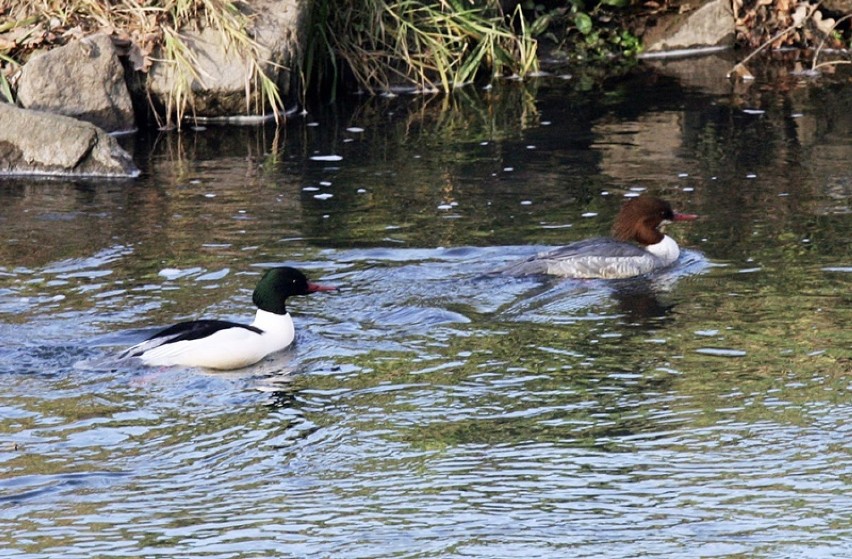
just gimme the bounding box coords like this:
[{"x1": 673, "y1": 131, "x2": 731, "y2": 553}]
[{"x1": 1, "y1": 62, "x2": 850, "y2": 558}]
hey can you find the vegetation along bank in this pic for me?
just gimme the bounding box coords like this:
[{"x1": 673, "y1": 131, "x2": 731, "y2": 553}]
[{"x1": 0, "y1": 0, "x2": 850, "y2": 135}]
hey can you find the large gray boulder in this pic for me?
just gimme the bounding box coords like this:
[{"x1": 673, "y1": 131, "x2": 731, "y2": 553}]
[
  {"x1": 147, "y1": 0, "x2": 307, "y2": 120},
  {"x1": 641, "y1": 0, "x2": 735, "y2": 54},
  {"x1": 0, "y1": 103, "x2": 140, "y2": 178},
  {"x1": 147, "y1": 26, "x2": 267, "y2": 117},
  {"x1": 17, "y1": 34, "x2": 136, "y2": 132}
]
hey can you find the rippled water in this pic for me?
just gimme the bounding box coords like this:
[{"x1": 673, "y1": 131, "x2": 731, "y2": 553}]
[{"x1": 1, "y1": 62, "x2": 851, "y2": 558}]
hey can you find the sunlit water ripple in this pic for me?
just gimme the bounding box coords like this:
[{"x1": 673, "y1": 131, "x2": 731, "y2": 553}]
[{"x1": 2, "y1": 69, "x2": 851, "y2": 558}]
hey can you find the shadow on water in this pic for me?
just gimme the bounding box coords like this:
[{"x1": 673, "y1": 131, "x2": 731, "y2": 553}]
[{"x1": 0, "y1": 61, "x2": 850, "y2": 558}]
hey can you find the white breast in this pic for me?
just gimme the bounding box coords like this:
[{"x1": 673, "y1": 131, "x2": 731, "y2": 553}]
[{"x1": 644, "y1": 235, "x2": 680, "y2": 267}]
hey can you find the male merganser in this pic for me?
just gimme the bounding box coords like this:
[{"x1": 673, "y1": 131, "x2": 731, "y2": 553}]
[
  {"x1": 499, "y1": 196, "x2": 698, "y2": 278},
  {"x1": 121, "y1": 267, "x2": 336, "y2": 370}
]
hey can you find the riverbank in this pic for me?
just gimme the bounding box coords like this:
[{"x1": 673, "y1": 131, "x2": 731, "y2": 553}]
[
  {"x1": 3, "y1": 2, "x2": 849, "y2": 117},
  {"x1": 0, "y1": 0, "x2": 849, "y2": 171}
]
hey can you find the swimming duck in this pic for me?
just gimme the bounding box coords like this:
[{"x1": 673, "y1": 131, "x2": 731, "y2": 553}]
[
  {"x1": 499, "y1": 195, "x2": 698, "y2": 278},
  {"x1": 121, "y1": 267, "x2": 335, "y2": 370}
]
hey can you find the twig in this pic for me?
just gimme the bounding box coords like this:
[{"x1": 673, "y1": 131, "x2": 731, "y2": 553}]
[
  {"x1": 812, "y1": 13, "x2": 852, "y2": 71},
  {"x1": 813, "y1": 59, "x2": 852, "y2": 70}
]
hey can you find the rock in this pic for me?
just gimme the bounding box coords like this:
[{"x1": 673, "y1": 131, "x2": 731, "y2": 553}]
[
  {"x1": 17, "y1": 34, "x2": 136, "y2": 132},
  {"x1": 147, "y1": 0, "x2": 307, "y2": 120},
  {"x1": 0, "y1": 103, "x2": 140, "y2": 178},
  {"x1": 147, "y1": 27, "x2": 266, "y2": 117},
  {"x1": 251, "y1": 0, "x2": 307, "y2": 100},
  {"x1": 642, "y1": 0, "x2": 735, "y2": 54},
  {"x1": 644, "y1": 51, "x2": 739, "y2": 95}
]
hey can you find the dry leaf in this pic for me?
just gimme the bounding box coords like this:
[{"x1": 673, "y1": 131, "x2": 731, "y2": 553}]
[
  {"x1": 813, "y1": 11, "x2": 836, "y2": 36},
  {"x1": 791, "y1": 3, "x2": 811, "y2": 28}
]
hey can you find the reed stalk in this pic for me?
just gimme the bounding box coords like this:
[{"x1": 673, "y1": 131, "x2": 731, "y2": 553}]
[{"x1": 306, "y1": 0, "x2": 538, "y2": 97}]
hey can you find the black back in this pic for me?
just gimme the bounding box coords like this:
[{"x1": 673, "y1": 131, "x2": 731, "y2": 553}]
[{"x1": 149, "y1": 319, "x2": 262, "y2": 345}]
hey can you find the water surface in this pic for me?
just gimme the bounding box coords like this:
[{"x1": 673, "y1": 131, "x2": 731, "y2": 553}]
[{"x1": 1, "y1": 61, "x2": 850, "y2": 558}]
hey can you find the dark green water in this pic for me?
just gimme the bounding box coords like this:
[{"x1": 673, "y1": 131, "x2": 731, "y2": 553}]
[{"x1": 1, "y1": 61, "x2": 850, "y2": 558}]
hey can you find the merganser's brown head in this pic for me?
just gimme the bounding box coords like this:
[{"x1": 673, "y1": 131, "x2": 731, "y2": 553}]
[{"x1": 611, "y1": 196, "x2": 698, "y2": 246}]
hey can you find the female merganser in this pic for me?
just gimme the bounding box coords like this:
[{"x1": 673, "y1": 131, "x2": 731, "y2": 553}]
[
  {"x1": 499, "y1": 196, "x2": 698, "y2": 279},
  {"x1": 121, "y1": 267, "x2": 336, "y2": 370}
]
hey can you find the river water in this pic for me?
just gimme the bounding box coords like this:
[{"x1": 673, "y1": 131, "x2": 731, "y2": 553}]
[{"x1": 1, "y1": 59, "x2": 850, "y2": 558}]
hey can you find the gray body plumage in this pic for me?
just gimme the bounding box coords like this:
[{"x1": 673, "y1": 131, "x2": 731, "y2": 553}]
[{"x1": 499, "y1": 236, "x2": 680, "y2": 279}]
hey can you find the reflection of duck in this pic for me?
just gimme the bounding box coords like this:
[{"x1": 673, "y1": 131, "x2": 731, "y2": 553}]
[
  {"x1": 121, "y1": 267, "x2": 335, "y2": 370},
  {"x1": 610, "y1": 282, "x2": 675, "y2": 325},
  {"x1": 500, "y1": 196, "x2": 698, "y2": 278}
]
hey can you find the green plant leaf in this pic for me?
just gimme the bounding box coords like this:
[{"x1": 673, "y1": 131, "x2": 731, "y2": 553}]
[
  {"x1": 529, "y1": 12, "x2": 551, "y2": 36},
  {"x1": 0, "y1": 75, "x2": 13, "y2": 104},
  {"x1": 574, "y1": 12, "x2": 593, "y2": 35},
  {"x1": 599, "y1": 0, "x2": 630, "y2": 6}
]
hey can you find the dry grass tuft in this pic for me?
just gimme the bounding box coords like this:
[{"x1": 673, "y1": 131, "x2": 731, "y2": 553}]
[{"x1": 305, "y1": 0, "x2": 539, "y2": 97}]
